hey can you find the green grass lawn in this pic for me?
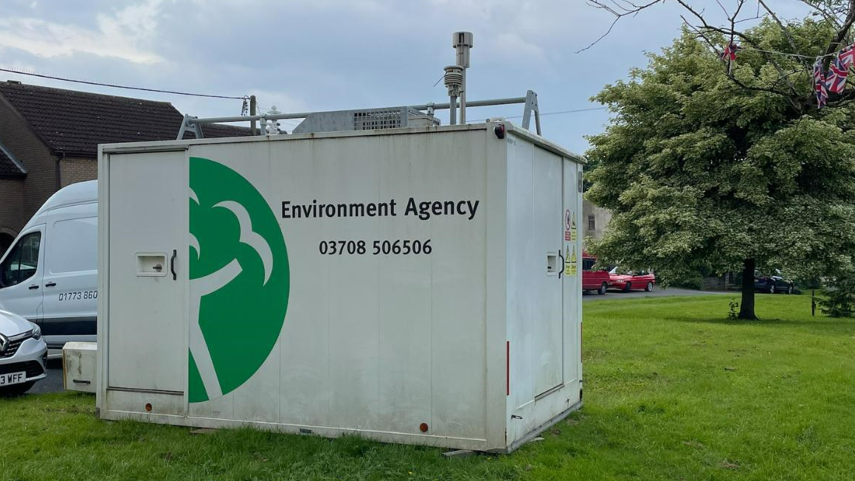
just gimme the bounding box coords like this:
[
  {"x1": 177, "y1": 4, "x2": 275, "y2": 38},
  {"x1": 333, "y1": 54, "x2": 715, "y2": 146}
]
[{"x1": 2, "y1": 295, "x2": 854, "y2": 480}]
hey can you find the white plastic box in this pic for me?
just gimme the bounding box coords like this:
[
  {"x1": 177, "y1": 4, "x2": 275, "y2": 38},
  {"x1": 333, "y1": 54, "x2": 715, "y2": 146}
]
[
  {"x1": 63, "y1": 341, "x2": 97, "y2": 393},
  {"x1": 97, "y1": 122, "x2": 584, "y2": 452}
]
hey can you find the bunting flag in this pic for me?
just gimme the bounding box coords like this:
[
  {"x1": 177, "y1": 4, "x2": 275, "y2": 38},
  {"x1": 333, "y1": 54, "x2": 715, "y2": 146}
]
[
  {"x1": 827, "y1": 55, "x2": 850, "y2": 94},
  {"x1": 814, "y1": 57, "x2": 828, "y2": 108},
  {"x1": 814, "y1": 43, "x2": 854, "y2": 108},
  {"x1": 721, "y1": 42, "x2": 740, "y2": 62},
  {"x1": 840, "y1": 45, "x2": 855, "y2": 67},
  {"x1": 727, "y1": 43, "x2": 855, "y2": 109}
]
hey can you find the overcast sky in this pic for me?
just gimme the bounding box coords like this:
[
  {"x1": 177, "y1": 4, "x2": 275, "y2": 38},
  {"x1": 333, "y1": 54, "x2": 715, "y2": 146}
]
[{"x1": 0, "y1": 0, "x2": 811, "y2": 153}]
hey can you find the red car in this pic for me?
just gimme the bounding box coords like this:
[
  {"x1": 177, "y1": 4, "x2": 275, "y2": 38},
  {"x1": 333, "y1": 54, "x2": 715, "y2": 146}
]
[
  {"x1": 582, "y1": 253, "x2": 610, "y2": 295},
  {"x1": 609, "y1": 267, "x2": 656, "y2": 292}
]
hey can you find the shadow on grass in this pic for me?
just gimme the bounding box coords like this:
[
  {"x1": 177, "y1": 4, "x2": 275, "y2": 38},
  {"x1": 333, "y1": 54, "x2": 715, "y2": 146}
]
[{"x1": 665, "y1": 315, "x2": 855, "y2": 336}]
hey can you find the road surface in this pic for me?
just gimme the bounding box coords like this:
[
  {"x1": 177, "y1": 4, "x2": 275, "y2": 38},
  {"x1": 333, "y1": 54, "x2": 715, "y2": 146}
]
[
  {"x1": 28, "y1": 357, "x2": 64, "y2": 395},
  {"x1": 583, "y1": 286, "x2": 730, "y2": 301}
]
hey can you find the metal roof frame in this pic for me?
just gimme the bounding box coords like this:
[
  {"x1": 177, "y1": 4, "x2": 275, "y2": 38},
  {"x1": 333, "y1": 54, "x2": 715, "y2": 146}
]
[{"x1": 177, "y1": 90, "x2": 542, "y2": 140}]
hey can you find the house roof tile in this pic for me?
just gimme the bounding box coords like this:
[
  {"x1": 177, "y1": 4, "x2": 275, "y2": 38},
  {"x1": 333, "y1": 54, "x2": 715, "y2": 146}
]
[{"x1": 0, "y1": 81, "x2": 251, "y2": 158}]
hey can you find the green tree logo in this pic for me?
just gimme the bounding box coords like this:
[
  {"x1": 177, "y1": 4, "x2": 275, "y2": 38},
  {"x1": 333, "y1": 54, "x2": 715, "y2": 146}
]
[{"x1": 188, "y1": 157, "x2": 290, "y2": 403}]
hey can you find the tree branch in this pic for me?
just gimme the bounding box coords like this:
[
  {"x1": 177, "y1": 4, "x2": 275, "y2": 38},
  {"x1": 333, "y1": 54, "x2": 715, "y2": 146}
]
[
  {"x1": 758, "y1": 0, "x2": 812, "y2": 72},
  {"x1": 823, "y1": 0, "x2": 855, "y2": 68},
  {"x1": 681, "y1": 16, "x2": 722, "y2": 55},
  {"x1": 585, "y1": 0, "x2": 855, "y2": 110},
  {"x1": 801, "y1": 0, "x2": 844, "y2": 29},
  {"x1": 689, "y1": 24, "x2": 803, "y2": 110},
  {"x1": 581, "y1": 0, "x2": 665, "y2": 52},
  {"x1": 673, "y1": 0, "x2": 802, "y2": 103}
]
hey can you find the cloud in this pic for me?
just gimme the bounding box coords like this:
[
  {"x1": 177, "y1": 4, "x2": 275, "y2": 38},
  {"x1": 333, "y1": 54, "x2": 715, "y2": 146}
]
[
  {"x1": 482, "y1": 32, "x2": 548, "y2": 65},
  {"x1": 0, "y1": 0, "x2": 813, "y2": 154},
  {"x1": 0, "y1": 0, "x2": 166, "y2": 64},
  {"x1": 250, "y1": 89, "x2": 311, "y2": 116}
]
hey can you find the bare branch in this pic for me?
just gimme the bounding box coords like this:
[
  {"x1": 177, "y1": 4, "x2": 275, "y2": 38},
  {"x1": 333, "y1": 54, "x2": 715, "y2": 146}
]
[
  {"x1": 581, "y1": 0, "x2": 665, "y2": 52},
  {"x1": 673, "y1": 0, "x2": 709, "y2": 26},
  {"x1": 732, "y1": 0, "x2": 747, "y2": 21},
  {"x1": 687, "y1": 0, "x2": 817, "y2": 104},
  {"x1": 681, "y1": 16, "x2": 722, "y2": 54},
  {"x1": 758, "y1": 0, "x2": 811, "y2": 72},
  {"x1": 714, "y1": 0, "x2": 730, "y2": 18},
  {"x1": 672, "y1": 0, "x2": 796, "y2": 92},
  {"x1": 735, "y1": 13, "x2": 767, "y2": 26},
  {"x1": 726, "y1": 1, "x2": 748, "y2": 74},
  {"x1": 584, "y1": 0, "x2": 855, "y2": 110},
  {"x1": 576, "y1": 15, "x2": 622, "y2": 53},
  {"x1": 800, "y1": 0, "x2": 844, "y2": 29},
  {"x1": 684, "y1": 17, "x2": 803, "y2": 111},
  {"x1": 823, "y1": 0, "x2": 855, "y2": 66}
]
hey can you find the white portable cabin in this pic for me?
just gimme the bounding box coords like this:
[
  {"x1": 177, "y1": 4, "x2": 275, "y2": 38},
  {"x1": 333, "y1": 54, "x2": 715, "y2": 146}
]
[{"x1": 96, "y1": 121, "x2": 584, "y2": 452}]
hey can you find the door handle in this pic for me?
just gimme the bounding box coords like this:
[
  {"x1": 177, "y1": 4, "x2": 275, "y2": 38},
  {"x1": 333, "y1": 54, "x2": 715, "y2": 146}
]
[
  {"x1": 28, "y1": 284, "x2": 39, "y2": 290},
  {"x1": 45, "y1": 282, "x2": 57, "y2": 288},
  {"x1": 170, "y1": 249, "x2": 177, "y2": 281},
  {"x1": 558, "y1": 251, "x2": 565, "y2": 279}
]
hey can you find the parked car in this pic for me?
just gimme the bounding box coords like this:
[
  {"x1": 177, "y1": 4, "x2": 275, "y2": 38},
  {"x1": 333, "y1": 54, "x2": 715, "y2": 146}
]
[
  {"x1": 0, "y1": 181, "x2": 97, "y2": 349},
  {"x1": 0, "y1": 309, "x2": 47, "y2": 396},
  {"x1": 754, "y1": 271, "x2": 794, "y2": 294},
  {"x1": 608, "y1": 267, "x2": 656, "y2": 292},
  {"x1": 582, "y1": 253, "x2": 610, "y2": 295}
]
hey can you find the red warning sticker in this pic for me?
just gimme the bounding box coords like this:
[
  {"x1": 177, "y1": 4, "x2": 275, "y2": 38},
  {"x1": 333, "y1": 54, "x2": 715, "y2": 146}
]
[{"x1": 564, "y1": 209, "x2": 572, "y2": 240}]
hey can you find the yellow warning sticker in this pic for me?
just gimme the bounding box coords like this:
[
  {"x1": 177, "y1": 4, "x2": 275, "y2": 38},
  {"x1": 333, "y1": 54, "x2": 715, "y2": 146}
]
[
  {"x1": 571, "y1": 211, "x2": 578, "y2": 242},
  {"x1": 564, "y1": 246, "x2": 573, "y2": 276},
  {"x1": 570, "y1": 248, "x2": 577, "y2": 275}
]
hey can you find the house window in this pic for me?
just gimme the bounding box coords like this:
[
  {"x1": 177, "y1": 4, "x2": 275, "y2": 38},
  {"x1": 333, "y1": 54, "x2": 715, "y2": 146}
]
[{"x1": 588, "y1": 215, "x2": 596, "y2": 231}]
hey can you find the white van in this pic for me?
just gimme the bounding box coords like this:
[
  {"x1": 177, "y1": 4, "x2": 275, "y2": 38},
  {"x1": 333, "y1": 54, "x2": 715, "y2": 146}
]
[{"x1": 0, "y1": 181, "x2": 97, "y2": 348}]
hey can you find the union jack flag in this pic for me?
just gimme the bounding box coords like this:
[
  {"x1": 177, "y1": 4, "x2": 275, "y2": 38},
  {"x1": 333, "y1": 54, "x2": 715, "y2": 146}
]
[
  {"x1": 721, "y1": 42, "x2": 740, "y2": 62},
  {"x1": 839, "y1": 45, "x2": 855, "y2": 67},
  {"x1": 814, "y1": 58, "x2": 828, "y2": 108},
  {"x1": 826, "y1": 55, "x2": 850, "y2": 94}
]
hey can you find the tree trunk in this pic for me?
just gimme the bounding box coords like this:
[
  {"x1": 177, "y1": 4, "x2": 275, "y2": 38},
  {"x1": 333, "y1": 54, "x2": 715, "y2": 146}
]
[{"x1": 739, "y1": 258, "x2": 757, "y2": 320}]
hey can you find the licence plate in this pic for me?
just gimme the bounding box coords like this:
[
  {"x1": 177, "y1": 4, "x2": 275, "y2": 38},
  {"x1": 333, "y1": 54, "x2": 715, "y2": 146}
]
[{"x1": 0, "y1": 371, "x2": 26, "y2": 386}]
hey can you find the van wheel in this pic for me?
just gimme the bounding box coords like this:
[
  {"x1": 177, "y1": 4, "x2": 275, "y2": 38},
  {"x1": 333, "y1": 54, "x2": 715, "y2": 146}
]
[
  {"x1": 598, "y1": 283, "x2": 608, "y2": 295},
  {"x1": 0, "y1": 381, "x2": 35, "y2": 397},
  {"x1": 645, "y1": 282, "x2": 654, "y2": 292},
  {"x1": 623, "y1": 283, "x2": 632, "y2": 292}
]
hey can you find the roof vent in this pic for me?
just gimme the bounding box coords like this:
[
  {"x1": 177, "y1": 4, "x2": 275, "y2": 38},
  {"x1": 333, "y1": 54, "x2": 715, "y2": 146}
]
[{"x1": 292, "y1": 107, "x2": 439, "y2": 134}]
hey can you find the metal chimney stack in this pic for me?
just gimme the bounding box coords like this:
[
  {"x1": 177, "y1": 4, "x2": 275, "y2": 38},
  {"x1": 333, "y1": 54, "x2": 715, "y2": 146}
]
[{"x1": 446, "y1": 32, "x2": 473, "y2": 125}]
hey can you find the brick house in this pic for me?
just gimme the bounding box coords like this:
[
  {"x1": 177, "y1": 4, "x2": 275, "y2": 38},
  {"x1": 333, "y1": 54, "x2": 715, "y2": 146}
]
[{"x1": 0, "y1": 80, "x2": 249, "y2": 252}]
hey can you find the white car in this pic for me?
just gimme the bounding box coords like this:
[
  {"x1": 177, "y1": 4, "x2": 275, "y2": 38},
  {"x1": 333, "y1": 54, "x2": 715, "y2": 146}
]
[{"x1": 0, "y1": 309, "x2": 47, "y2": 395}]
